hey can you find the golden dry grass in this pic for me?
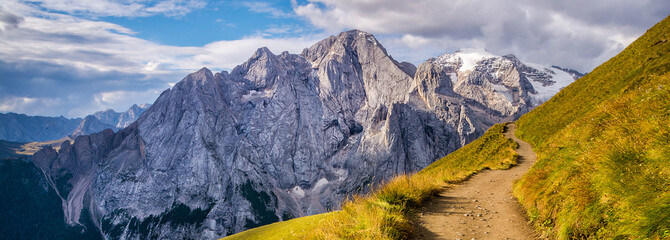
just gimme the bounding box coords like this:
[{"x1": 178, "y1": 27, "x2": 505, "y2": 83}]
[{"x1": 514, "y1": 15, "x2": 670, "y2": 239}]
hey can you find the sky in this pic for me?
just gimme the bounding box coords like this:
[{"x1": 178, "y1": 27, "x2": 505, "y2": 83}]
[{"x1": 0, "y1": 0, "x2": 668, "y2": 118}]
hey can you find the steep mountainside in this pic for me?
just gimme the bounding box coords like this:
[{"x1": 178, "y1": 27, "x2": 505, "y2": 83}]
[
  {"x1": 514, "y1": 16, "x2": 670, "y2": 238},
  {"x1": 29, "y1": 30, "x2": 580, "y2": 239},
  {"x1": 0, "y1": 113, "x2": 81, "y2": 142}
]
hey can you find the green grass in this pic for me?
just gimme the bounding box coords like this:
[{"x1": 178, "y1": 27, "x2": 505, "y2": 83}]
[
  {"x1": 223, "y1": 123, "x2": 518, "y2": 240},
  {"x1": 222, "y1": 213, "x2": 335, "y2": 240},
  {"x1": 514, "y1": 15, "x2": 670, "y2": 239}
]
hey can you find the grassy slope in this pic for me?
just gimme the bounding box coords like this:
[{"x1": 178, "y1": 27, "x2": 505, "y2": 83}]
[
  {"x1": 218, "y1": 213, "x2": 334, "y2": 240},
  {"x1": 223, "y1": 123, "x2": 518, "y2": 239},
  {"x1": 514, "y1": 16, "x2": 670, "y2": 239}
]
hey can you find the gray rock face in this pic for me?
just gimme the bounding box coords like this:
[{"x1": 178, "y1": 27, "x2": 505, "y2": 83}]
[{"x1": 31, "y1": 31, "x2": 581, "y2": 239}]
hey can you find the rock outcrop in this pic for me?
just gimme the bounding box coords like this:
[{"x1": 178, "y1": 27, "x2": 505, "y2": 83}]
[{"x1": 30, "y1": 30, "x2": 581, "y2": 239}]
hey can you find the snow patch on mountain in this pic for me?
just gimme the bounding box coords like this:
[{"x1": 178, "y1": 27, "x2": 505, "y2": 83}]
[
  {"x1": 314, "y1": 178, "x2": 329, "y2": 190},
  {"x1": 525, "y1": 62, "x2": 576, "y2": 105},
  {"x1": 291, "y1": 186, "x2": 305, "y2": 198},
  {"x1": 491, "y1": 83, "x2": 514, "y2": 102},
  {"x1": 432, "y1": 48, "x2": 580, "y2": 109},
  {"x1": 436, "y1": 48, "x2": 497, "y2": 72}
]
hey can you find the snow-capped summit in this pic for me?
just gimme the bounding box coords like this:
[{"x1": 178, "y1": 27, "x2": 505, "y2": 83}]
[
  {"x1": 435, "y1": 48, "x2": 497, "y2": 72},
  {"x1": 426, "y1": 49, "x2": 583, "y2": 111},
  {"x1": 523, "y1": 62, "x2": 578, "y2": 105}
]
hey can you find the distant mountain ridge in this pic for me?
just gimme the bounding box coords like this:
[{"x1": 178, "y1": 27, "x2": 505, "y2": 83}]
[
  {"x1": 71, "y1": 115, "x2": 118, "y2": 138},
  {"x1": 0, "y1": 113, "x2": 81, "y2": 142},
  {"x1": 93, "y1": 103, "x2": 152, "y2": 128},
  {"x1": 0, "y1": 103, "x2": 151, "y2": 142},
  {"x1": 28, "y1": 29, "x2": 581, "y2": 239}
]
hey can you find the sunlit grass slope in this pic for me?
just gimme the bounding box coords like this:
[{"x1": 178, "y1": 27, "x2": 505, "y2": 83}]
[
  {"x1": 514, "y1": 15, "x2": 670, "y2": 239},
  {"x1": 223, "y1": 123, "x2": 518, "y2": 240}
]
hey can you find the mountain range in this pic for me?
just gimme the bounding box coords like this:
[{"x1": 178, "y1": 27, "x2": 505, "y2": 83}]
[
  {"x1": 0, "y1": 103, "x2": 151, "y2": 142},
  {"x1": 221, "y1": 15, "x2": 670, "y2": 239},
  {"x1": 10, "y1": 30, "x2": 581, "y2": 239}
]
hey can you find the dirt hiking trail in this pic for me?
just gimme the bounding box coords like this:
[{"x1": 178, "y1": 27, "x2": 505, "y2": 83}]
[{"x1": 413, "y1": 123, "x2": 540, "y2": 240}]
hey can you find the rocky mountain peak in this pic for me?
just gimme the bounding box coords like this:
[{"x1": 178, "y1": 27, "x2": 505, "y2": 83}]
[
  {"x1": 0, "y1": 103, "x2": 150, "y2": 143},
  {"x1": 232, "y1": 47, "x2": 282, "y2": 89},
  {"x1": 338, "y1": 29, "x2": 383, "y2": 48},
  {"x1": 301, "y1": 29, "x2": 388, "y2": 66},
  {"x1": 301, "y1": 30, "x2": 415, "y2": 108},
  {"x1": 187, "y1": 67, "x2": 214, "y2": 82}
]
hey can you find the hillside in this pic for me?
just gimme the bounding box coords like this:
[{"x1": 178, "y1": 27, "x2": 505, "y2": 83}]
[
  {"x1": 223, "y1": 123, "x2": 518, "y2": 239},
  {"x1": 514, "y1": 15, "x2": 670, "y2": 238}
]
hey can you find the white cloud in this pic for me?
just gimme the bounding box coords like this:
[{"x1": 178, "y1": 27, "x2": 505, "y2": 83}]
[
  {"x1": 26, "y1": 0, "x2": 207, "y2": 17},
  {"x1": 293, "y1": 0, "x2": 670, "y2": 72},
  {"x1": 241, "y1": 2, "x2": 294, "y2": 18},
  {"x1": 2, "y1": 0, "x2": 321, "y2": 73},
  {"x1": 144, "y1": 61, "x2": 160, "y2": 71},
  {"x1": 0, "y1": 0, "x2": 322, "y2": 117},
  {"x1": 194, "y1": 34, "x2": 323, "y2": 71},
  {"x1": 400, "y1": 34, "x2": 430, "y2": 49},
  {"x1": 6, "y1": 0, "x2": 665, "y2": 118},
  {"x1": 0, "y1": 96, "x2": 64, "y2": 116},
  {"x1": 0, "y1": 7, "x2": 23, "y2": 31},
  {"x1": 89, "y1": 89, "x2": 163, "y2": 113}
]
